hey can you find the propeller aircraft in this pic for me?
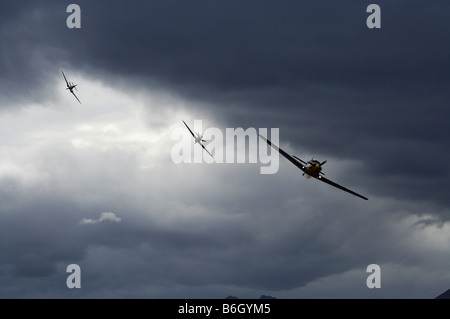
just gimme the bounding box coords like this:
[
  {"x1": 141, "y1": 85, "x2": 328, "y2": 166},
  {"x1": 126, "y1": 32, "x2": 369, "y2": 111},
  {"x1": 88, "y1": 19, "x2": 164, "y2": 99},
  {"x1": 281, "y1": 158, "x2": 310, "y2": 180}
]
[
  {"x1": 259, "y1": 135, "x2": 368, "y2": 200},
  {"x1": 62, "y1": 70, "x2": 81, "y2": 104},
  {"x1": 183, "y1": 120, "x2": 214, "y2": 159}
]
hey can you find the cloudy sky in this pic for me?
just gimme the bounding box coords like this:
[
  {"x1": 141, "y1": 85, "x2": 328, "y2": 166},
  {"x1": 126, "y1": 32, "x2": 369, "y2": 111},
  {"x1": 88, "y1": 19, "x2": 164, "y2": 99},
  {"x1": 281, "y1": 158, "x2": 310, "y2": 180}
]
[{"x1": 0, "y1": 0, "x2": 449, "y2": 299}]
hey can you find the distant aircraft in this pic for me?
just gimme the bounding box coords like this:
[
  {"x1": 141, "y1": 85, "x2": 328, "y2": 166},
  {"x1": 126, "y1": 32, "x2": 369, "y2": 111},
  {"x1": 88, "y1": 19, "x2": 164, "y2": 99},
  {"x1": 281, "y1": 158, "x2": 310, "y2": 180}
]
[
  {"x1": 183, "y1": 120, "x2": 214, "y2": 159},
  {"x1": 62, "y1": 70, "x2": 81, "y2": 104},
  {"x1": 259, "y1": 135, "x2": 368, "y2": 200}
]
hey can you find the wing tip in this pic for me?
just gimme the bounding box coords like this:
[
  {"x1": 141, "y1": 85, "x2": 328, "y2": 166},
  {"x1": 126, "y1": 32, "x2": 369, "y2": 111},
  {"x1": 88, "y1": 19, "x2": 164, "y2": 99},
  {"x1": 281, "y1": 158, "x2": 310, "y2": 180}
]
[{"x1": 356, "y1": 194, "x2": 369, "y2": 200}]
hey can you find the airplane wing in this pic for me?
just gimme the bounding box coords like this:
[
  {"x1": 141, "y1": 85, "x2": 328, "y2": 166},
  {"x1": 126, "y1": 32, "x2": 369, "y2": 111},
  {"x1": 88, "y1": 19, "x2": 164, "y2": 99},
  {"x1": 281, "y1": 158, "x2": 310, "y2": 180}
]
[
  {"x1": 200, "y1": 142, "x2": 214, "y2": 159},
  {"x1": 315, "y1": 175, "x2": 368, "y2": 200},
  {"x1": 183, "y1": 121, "x2": 196, "y2": 138},
  {"x1": 259, "y1": 134, "x2": 368, "y2": 200},
  {"x1": 293, "y1": 155, "x2": 308, "y2": 165},
  {"x1": 71, "y1": 91, "x2": 81, "y2": 104},
  {"x1": 259, "y1": 134, "x2": 307, "y2": 174},
  {"x1": 62, "y1": 71, "x2": 69, "y2": 87}
]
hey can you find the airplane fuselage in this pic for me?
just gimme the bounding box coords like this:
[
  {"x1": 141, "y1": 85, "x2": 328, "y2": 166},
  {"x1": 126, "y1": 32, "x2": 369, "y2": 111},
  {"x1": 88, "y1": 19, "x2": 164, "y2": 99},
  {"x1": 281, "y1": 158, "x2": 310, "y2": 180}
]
[
  {"x1": 304, "y1": 163, "x2": 321, "y2": 177},
  {"x1": 194, "y1": 134, "x2": 205, "y2": 144}
]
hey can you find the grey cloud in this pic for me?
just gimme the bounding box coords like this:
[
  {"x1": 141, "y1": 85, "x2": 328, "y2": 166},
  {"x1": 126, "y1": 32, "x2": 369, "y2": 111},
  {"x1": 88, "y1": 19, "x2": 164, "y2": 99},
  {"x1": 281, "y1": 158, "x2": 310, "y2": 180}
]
[
  {"x1": 80, "y1": 212, "x2": 122, "y2": 225},
  {"x1": 0, "y1": 0, "x2": 449, "y2": 298}
]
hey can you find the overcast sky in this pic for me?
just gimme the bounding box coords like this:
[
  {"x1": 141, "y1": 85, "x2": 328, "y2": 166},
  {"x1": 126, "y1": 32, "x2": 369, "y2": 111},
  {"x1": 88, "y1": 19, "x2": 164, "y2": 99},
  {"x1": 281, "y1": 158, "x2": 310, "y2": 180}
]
[{"x1": 0, "y1": 0, "x2": 449, "y2": 298}]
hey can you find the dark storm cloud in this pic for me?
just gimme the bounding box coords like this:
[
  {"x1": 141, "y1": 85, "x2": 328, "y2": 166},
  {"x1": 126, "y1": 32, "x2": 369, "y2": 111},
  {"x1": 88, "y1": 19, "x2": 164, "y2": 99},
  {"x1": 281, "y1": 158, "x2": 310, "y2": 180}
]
[
  {"x1": 4, "y1": 1, "x2": 450, "y2": 96},
  {"x1": 0, "y1": 133, "x2": 448, "y2": 298},
  {"x1": 1, "y1": 0, "x2": 448, "y2": 208},
  {"x1": 1, "y1": 0, "x2": 450, "y2": 299}
]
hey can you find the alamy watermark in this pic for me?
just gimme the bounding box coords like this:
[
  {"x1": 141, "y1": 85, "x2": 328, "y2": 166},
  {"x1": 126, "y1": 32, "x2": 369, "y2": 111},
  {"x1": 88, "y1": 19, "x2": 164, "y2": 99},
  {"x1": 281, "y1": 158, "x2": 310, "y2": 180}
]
[
  {"x1": 66, "y1": 4, "x2": 81, "y2": 29},
  {"x1": 171, "y1": 120, "x2": 280, "y2": 174},
  {"x1": 366, "y1": 264, "x2": 381, "y2": 288},
  {"x1": 366, "y1": 4, "x2": 381, "y2": 29},
  {"x1": 66, "y1": 264, "x2": 81, "y2": 288}
]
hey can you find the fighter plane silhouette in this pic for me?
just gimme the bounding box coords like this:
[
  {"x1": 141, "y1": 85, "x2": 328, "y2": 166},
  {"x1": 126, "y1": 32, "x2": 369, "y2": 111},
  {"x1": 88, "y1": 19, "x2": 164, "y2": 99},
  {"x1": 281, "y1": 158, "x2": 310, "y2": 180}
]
[
  {"x1": 259, "y1": 135, "x2": 368, "y2": 200},
  {"x1": 62, "y1": 70, "x2": 81, "y2": 104},
  {"x1": 183, "y1": 120, "x2": 214, "y2": 159}
]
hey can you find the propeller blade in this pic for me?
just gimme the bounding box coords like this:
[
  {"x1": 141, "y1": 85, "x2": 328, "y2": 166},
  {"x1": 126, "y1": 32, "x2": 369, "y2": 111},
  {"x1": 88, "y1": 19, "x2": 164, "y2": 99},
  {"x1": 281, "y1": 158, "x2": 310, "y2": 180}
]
[{"x1": 320, "y1": 160, "x2": 327, "y2": 166}]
